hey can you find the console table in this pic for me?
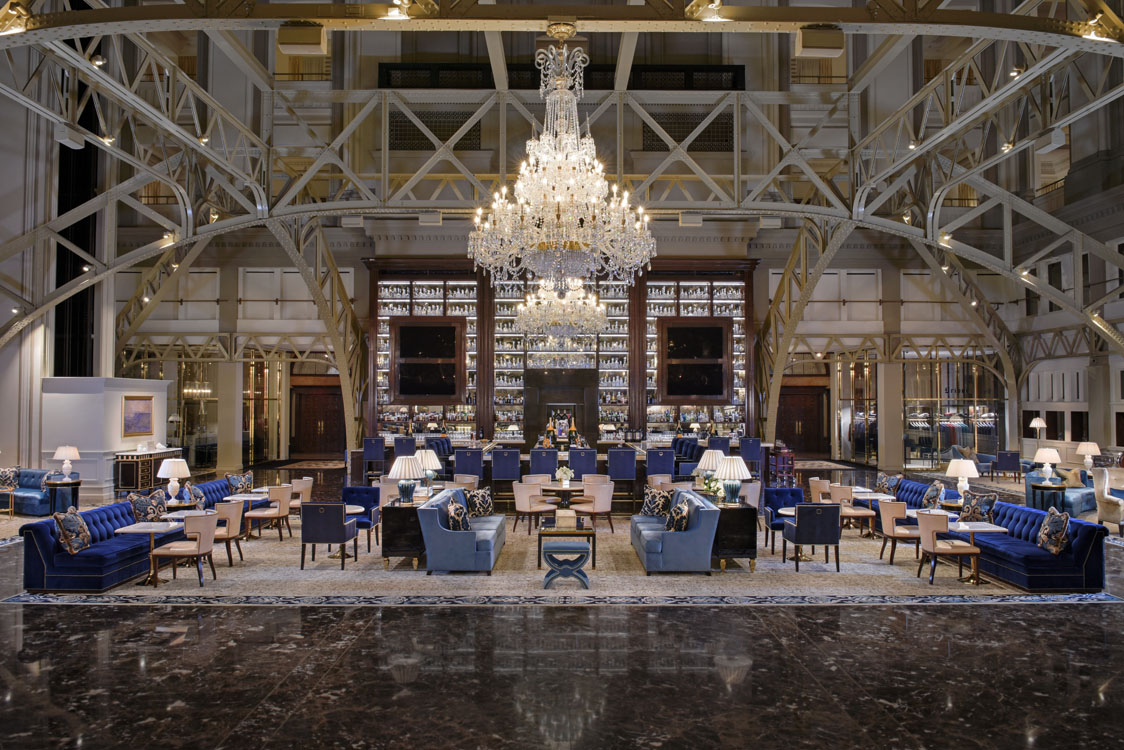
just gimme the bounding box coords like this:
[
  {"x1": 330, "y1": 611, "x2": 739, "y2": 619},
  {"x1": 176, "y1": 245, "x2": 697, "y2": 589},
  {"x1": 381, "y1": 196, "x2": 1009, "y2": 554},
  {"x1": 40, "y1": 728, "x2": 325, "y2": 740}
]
[
  {"x1": 712, "y1": 504, "x2": 758, "y2": 572},
  {"x1": 115, "y1": 448, "x2": 182, "y2": 495},
  {"x1": 381, "y1": 501, "x2": 426, "y2": 570}
]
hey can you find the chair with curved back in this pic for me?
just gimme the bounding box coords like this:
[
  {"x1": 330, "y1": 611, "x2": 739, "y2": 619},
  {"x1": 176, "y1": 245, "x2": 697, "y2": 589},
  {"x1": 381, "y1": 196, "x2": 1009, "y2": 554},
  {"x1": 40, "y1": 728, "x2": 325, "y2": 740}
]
[
  {"x1": 212, "y1": 500, "x2": 245, "y2": 567},
  {"x1": 781, "y1": 503, "x2": 842, "y2": 572},
  {"x1": 916, "y1": 510, "x2": 979, "y2": 584},
  {"x1": 647, "y1": 474, "x2": 672, "y2": 490},
  {"x1": 512, "y1": 481, "x2": 555, "y2": 534},
  {"x1": 808, "y1": 477, "x2": 832, "y2": 503},
  {"x1": 571, "y1": 480, "x2": 615, "y2": 531},
  {"x1": 523, "y1": 474, "x2": 551, "y2": 485},
  {"x1": 568, "y1": 448, "x2": 597, "y2": 480},
  {"x1": 1093, "y1": 467, "x2": 1123, "y2": 536},
  {"x1": 829, "y1": 483, "x2": 876, "y2": 536},
  {"x1": 581, "y1": 474, "x2": 610, "y2": 484},
  {"x1": 151, "y1": 513, "x2": 219, "y2": 587},
  {"x1": 288, "y1": 476, "x2": 313, "y2": 511},
  {"x1": 877, "y1": 500, "x2": 920, "y2": 564},
  {"x1": 244, "y1": 485, "x2": 293, "y2": 540},
  {"x1": 343, "y1": 485, "x2": 381, "y2": 552},
  {"x1": 453, "y1": 473, "x2": 480, "y2": 489},
  {"x1": 530, "y1": 449, "x2": 559, "y2": 477}
]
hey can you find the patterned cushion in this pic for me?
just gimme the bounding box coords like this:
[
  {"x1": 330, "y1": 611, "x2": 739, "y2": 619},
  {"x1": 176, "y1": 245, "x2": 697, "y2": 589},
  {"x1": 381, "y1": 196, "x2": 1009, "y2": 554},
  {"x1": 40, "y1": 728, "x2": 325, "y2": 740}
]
[
  {"x1": 921, "y1": 480, "x2": 945, "y2": 509},
  {"x1": 183, "y1": 481, "x2": 206, "y2": 509},
  {"x1": 225, "y1": 471, "x2": 254, "y2": 495},
  {"x1": 958, "y1": 490, "x2": 998, "y2": 523},
  {"x1": 447, "y1": 500, "x2": 472, "y2": 531},
  {"x1": 464, "y1": 487, "x2": 493, "y2": 517},
  {"x1": 127, "y1": 489, "x2": 168, "y2": 523},
  {"x1": 664, "y1": 498, "x2": 690, "y2": 531},
  {"x1": 1056, "y1": 467, "x2": 1085, "y2": 488},
  {"x1": 53, "y1": 506, "x2": 91, "y2": 554},
  {"x1": 0, "y1": 467, "x2": 17, "y2": 488},
  {"x1": 40, "y1": 472, "x2": 50, "y2": 491},
  {"x1": 959, "y1": 446, "x2": 977, "y2": 461},
  {"x1": 1037, "y1": 506, "x2": 1070, "y2": 555},
  {"x1": 874, "y1": 472, "x2": 903, "y2": 494},
  {"x1": 641, "y1": 486, "x2": 672, "y2": 517}
]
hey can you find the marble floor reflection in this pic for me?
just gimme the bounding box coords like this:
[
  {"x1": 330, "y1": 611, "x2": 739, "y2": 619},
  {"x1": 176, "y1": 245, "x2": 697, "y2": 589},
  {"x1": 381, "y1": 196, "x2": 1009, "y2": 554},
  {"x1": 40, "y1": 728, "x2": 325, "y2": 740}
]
[{"x1": 1, "y1": 600, "x2": 1122, "y2": 749}]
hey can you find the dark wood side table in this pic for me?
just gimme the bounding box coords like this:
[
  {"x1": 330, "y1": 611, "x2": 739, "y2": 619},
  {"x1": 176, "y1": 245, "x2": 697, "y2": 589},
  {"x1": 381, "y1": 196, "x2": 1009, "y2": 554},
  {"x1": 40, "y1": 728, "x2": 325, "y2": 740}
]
[
  {"x1": 381, "y1": 500, "x2": 426, "y2": 570},
  {"x1": 712, "y1": 503, "x2": 758, "y2": 571},
  {"x1": 1029, "y1": 483, "x2": 1066, "y2": 512},
  {"x1": 45, "y1": 478, "x2": 81, "y2": 514}
]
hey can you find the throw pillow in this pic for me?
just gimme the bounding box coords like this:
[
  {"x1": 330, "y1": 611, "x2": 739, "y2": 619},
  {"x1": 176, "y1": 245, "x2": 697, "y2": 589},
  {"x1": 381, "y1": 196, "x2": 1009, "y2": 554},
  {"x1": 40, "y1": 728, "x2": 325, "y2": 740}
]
[
  {"x1": 1056, "y1": 467, "x2": 1085, "y2": 489},
  {"x1": 464, "y1": 487, "x2": 494, "y2": 517},
  {"x1": 40, "y1": 472, "x2": 50, "y2": 491},
  {"x1": 1036, "y1": 506, "x2": 1070, "y2": 555},
  {"x1": 0, "y1": 466, "x2": 18, "y2": 488},
  {"x1": 183, "y1": 481, "x2": 206, "y2": 509},
  {"x1": 641, "y1": 486, "x2": 672, "y2": 517},
  {"x1": 958, "y1": 490, "x2": 999, "y2": 523},
  {"x1": 225, "y1": 471, "x2": 254, "y2": 495},
  {"x1": 921, "y1": 480, "x2": 945, "y2": 509},
  {"x1": 874, "y1": 472, "x2": 892, "y2": 493},
  {"x1": 664, "y1": 498, "x2": 690, "y2": 531},
  {"x1": 959, "y1": 446, "x2": 977, "y2": 461},
  {"x1": 447, "y1": 500, "x2": 472, "y2": 531},
  {"x1": 53, "y1": 506, "x2": 91, "y2": 554},
  {"x1": 127, "y1": 489, "x2": 168, "y2": 523},
  {"x1": 886, "y1": 474, "x2": 903, "y2": 493}
]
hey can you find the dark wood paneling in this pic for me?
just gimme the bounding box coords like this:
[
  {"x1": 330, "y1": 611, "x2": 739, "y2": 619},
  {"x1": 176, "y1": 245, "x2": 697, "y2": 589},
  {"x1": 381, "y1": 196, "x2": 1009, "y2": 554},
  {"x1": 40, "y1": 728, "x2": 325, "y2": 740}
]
[
  {"x1": 628, "y1": 276, "x2": 647, "y2": 430},
  {"x1": 476, "y1": 271, "x2": 495, "y2": 439}
]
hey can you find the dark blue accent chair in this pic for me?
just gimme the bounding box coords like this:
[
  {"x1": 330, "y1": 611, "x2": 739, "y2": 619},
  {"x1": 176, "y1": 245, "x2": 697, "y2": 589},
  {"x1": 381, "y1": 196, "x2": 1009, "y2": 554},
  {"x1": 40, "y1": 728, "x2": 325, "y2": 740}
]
[
  {"x1": 20, "y1": 501, "x2": 186, "y2": 592},
  {"x1": 363, "y1": 437, "x2": 386, "y2": 477},
  {"x1": 300, "y1": 502, "x2": 358, "y2": 570},
  {"x1": 674, "y1": 437, "x2": 699, "y2": 458},
  {"x1": 608, "y1": 448, "x2": 637, "y2": 481},
  {"x1": 530, "y1": 449, "x2": 559, "y2": 477},
  {"x1": 568, "y1": 448, "x2": 597, "y2": 479},
  {"x1": 646, "y1": 449, "x2": 675, "y2": 478},
  {"x1": 762, "y1": 487, "x2": 804, "y2": 554},
  {"x1": 707, "y1": 437, "x2": 730, "y2": 455},
  {"x1": 454, "y1": 449, "x2": 484, "y2": 480},
  {"x1": 393, "y1": 436, "x2": 416, "y2": 458},
  {"x1": 676, "y1": 442, "x2": 705, "y2": 480},
  {"x1": 782, "y1": 503, "x2": 842, "y2": 571},
  {"x1": 994, "y1": 450, "x2": 1032, "y2": 479},
  {"x1": 491, "y1": 449, "x2": 522, "y2": 481},
  {"x1": 742, "y1": 438, "x2": 763, "y2": 473},
  {"x1": 342, "y1": 485, "x2": 380, "y2": 552}
]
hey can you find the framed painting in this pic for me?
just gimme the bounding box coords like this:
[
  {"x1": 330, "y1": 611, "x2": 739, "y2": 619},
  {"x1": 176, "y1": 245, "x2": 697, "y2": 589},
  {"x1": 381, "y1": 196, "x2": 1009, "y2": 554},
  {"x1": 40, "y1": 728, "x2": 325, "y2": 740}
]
[{"x1": 122, "y1": 395, "x2": 155, "y2": 437}]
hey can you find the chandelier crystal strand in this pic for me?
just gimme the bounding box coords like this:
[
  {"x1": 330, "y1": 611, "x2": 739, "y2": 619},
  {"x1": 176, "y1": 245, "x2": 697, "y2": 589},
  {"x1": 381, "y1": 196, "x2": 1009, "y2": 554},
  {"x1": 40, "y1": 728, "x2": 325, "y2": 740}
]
[
  {"x1": 514, "y1": 278, "x2": 609, "y2": 338},
  {"x1": 468, "y1": 28, "x2": 656, "y2": 288}
]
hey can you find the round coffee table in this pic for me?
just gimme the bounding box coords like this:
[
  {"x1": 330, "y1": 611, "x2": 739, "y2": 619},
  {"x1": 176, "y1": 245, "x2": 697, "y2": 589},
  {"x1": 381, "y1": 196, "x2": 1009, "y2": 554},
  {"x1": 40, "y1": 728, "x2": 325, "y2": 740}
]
[{"x1": 540, "y1": 482, "x2": 586, "y2": 509}]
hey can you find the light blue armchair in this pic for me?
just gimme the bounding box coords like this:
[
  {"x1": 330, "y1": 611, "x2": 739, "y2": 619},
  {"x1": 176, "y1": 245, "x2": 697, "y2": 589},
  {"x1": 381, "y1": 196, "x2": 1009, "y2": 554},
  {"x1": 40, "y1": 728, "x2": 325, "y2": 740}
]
[
  {"x1": 1024, "y1": 470, "x2": 1096, "y2": 516},
  {"x1": 947, "y1": 446, "x2": 995, "y2": 475},
  {"x1": 417, "y1": 489, "x2": 507, "y2": 574},
  {"x1": 630, "y1": 489, "x2": 719, "y2": 574}
]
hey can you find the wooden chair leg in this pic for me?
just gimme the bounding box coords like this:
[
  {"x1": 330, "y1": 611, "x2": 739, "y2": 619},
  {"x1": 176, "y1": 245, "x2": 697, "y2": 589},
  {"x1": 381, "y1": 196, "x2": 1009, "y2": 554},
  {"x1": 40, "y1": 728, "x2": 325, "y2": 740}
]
[
  {"x1": 196, "y1": 556, "x2": 204, "y2": 587},
  {"x1": 367, "y1": 529, "x2": 372, "y2": 553},
  {"x1": 917, "y1": 552, "x2": 926, "y2": 578},
  {"x1": 353, "y1": 536, "x2": 358, "y2": 559},
  {"x1": 824, "y1": 545, "x2": 828, "y2": 563},
  {"x1": 834, "y1": 545, "x2": 840, "y2": 572},
  {"x1": 171, "y1": 559, "x2": 177, "y2": 579},
  {"x1": 276, "y1": 520, "x2": 284, "y2": 542},
  {"x1": 958, "y1": 556, "x2": 963, "y2": 577},
  {"x1": 208, "y1": 553, "x2": 217, "y2": 580},
  {"x1": 225, "y1": 539, "x2": 234, "y2": 567},
  {"x1": 928, "y1": 556, "x2": 937, "y2": 584},
  {"x1": 794, "y1": 545, "x2": 800, "y2": 572},
  {"x1": 607, "y1": 513, "x2": 614, "y2": 533},
  {"x1": 889, "y1": 538, "x2": 898, "y2": 565},
  {"x1": 880, "y1": 536, "x2": 888, "y2": 559},
  {"x1": 301, "y1": 544, "x2": 306, "y2": 569},
  {"x1": 311, "y1": 544, "x2": 316, "y2": 561},
  {"x1": 375, "y1": 525, "x2": 380, "y2": 545},
  {"x1": 285, "y1": 517, "x2": 293, "y2": 538},
  {"x1": 782, "y1": 538, "x2": 787, "y2": 562},
  {"x1": 151, "y1": 555, "x2": 159, "y2": 587}
]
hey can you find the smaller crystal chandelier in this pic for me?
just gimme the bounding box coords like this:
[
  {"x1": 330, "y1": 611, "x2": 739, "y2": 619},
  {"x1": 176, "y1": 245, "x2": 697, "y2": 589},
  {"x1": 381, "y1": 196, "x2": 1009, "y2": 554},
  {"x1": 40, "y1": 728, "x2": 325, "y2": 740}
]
[{"x1": 514, "y1": 278, "x2": 608, "y2": 338}]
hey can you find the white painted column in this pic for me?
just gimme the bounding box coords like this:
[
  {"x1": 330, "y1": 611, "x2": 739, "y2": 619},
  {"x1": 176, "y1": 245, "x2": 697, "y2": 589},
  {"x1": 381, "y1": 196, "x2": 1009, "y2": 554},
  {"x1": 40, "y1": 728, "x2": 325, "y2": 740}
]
[
  {"x1": 216, "y1": 362, "x2": 243, "y2": 474},
  {"x1": 877, "y1": 363, "x2": 905, "y2": 473}
]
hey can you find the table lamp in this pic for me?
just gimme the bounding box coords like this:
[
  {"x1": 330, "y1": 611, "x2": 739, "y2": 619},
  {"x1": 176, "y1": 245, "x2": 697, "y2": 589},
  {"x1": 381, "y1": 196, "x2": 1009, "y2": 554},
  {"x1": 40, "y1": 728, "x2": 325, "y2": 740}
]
[
  {"x1": 1029, "y1": 416, "x2": 1046, "y2": 439},
  {"x1": 1076, "y1": 442, "x2": 1100, "y2": 471},
  {"x1": 945, "y1": 458, "x2": 979, "y2": 496},
  {"x1": 713, "y1": 456, "x2": 752, "y2": 504},
  {"x1": 415, "y1": 448, "x2": 442, "y2": 491},
  {"x1": 52, "y1": 445, "x2": 80, "y2": 476},
  {"x1": 1033, "y1": 447, "x2": 1061, "y2": 480},
  {"x1": 689, "y1": 422, "x2": 702, "y2": 434},
  {"x1": 388, "y1": 455, "x2": 423, "y2": 503},
  {"x1": 426, "y1": 422, "x2": 439, "y2": 433},
  {"x1": 695, "y1": 449, "x2": 725, "y2": 480},
  {"x1": 156, "y1": 458, "x2": 190, "y2": 499}
]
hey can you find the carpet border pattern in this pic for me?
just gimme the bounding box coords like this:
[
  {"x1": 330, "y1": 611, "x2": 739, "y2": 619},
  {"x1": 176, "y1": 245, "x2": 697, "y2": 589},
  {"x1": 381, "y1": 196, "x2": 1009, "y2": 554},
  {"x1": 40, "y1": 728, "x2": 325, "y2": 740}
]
[{"x1": 3, "y1": 592, "x2": 1118, "y2": 607}]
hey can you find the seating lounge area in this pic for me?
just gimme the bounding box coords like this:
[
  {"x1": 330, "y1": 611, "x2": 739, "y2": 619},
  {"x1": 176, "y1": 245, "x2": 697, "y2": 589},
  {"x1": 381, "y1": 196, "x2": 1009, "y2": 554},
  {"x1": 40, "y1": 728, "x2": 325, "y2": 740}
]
[{"x1": 5, "y1": 8, "x2": 1124, "y2": 747}]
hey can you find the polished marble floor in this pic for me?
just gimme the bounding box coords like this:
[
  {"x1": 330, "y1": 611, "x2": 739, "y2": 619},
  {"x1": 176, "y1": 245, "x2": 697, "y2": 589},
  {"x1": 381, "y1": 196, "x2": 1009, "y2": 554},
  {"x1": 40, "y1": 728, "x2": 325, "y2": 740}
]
[{"x1": 1, "y1": 600, "x2": 1123, "y2": 748}]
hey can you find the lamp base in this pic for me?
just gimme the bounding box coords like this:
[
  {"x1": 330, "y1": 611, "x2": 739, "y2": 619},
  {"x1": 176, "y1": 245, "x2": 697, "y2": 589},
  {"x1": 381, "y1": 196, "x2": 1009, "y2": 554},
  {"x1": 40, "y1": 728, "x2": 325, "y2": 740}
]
[
  {"x1": 398, "y1": 479, "x2": 416, "y2": 503},
  {"x1": 722, "y1": 480, "x2": 741, "y2": 505},
  {"x1": 1041, "y1": 463, "x2": 1054, "y2": 481},
  {"x1": 956, "y1": 477, "x2": 969, "y2": 497},
  {"x1": 166, "y1": 478, "x2": 181, "y2": 500},
  {"x1": 1084, "y1": 455, "x2": 1094, "y2": 471},
  {"x1": 61, "y1": 459, "x2": 73, "y2": 476}
]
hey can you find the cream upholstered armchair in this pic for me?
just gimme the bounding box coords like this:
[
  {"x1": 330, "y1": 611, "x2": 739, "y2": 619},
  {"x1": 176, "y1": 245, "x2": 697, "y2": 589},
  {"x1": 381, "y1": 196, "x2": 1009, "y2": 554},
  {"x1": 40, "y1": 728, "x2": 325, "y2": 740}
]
[
  {"x1": 453, "y1": 473, "x2": 479, "y2": 489},
  {"x1": 1093, "y1": 468, "x2": 1123, "y2": 536},
  {"x1": 808, "y1": 477, "x2": 831, "y2": 502},
  {"x1": 571, "y1": 481, "x2": 615, "y2": 531},
  {"x1": 512, "y1": 481, "x2": 554, "y2": 533},
  {"x1": 647, "y1": 474, "x2": 672, "y2": 489},
  {"x1": 244, "y1": 485, "x2": 293, "y2": 540},
  {"x1": 877, "y1": 500, "x2": 920, "y2": 564},
  {"x1": 830, "y1": 484, "x2": 876, "y2": 536},
  {"x1": 151, "y1": 513, "x2": 219, "y2": 587},
  {"x1": 289, "y1": 476, "x2": 313, "y2": 511},
  {"x1": 212, "y1": 500, "x2": 245, "y2": 566}
]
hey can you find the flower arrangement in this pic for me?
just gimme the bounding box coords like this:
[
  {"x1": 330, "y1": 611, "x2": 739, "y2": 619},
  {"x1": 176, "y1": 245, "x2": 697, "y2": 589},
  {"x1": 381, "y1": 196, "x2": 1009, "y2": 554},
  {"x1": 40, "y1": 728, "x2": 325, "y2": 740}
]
[
  {"x1": 701, "y1": 476, "x2": 723, "y2": 496},
  {"x1": 555, "y1": 466, "x2": 574, "y2": 482}
]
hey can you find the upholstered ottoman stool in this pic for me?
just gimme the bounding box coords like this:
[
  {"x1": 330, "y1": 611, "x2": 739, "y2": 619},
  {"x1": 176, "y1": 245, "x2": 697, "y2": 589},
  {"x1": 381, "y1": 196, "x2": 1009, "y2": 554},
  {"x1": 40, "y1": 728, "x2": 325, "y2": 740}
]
[{"x1": 542, "y1": 540, "x2": 591, "y2": 590}]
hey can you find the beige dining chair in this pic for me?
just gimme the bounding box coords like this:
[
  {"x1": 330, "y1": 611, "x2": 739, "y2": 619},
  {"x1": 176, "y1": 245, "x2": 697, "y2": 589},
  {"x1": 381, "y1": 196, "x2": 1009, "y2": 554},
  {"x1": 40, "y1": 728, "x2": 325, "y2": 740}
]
[
  {"x1": 151, "y1": 513, "x2": 219, "y2": 587},
  {"x1": 522, "y1": 474, "x2": 551, "y2": 485},
  {"x1": 647, "y1": 474, "x2": 672, "y2": 490},
  {"x1": 877, "y1": 500, "x2": 920, "y2": 564},
  {"x1": 212, "y1": 500, "x2": 245, "y2": 567},
  {"x1": 453, "y1": 473, "x2": 480, "y2": 489},
  {"x1": 808, "y1": 477, "x2": 832, "y2": 503},
  {"x1": 288, "y1": 476, "x2": 313, "y2": 511},
  {"x1": 244, "y1": 485, "x2": 293, "y2": 540},
  {"x1": 512, "y1": 481, "x2": 555, "y2": 534},
  {"x1": 379, "y1": 477, "x2": 400, "y2": 504},
  {"x1": 916, "y1": 510, "x2": 979, "y2": 584},
  {"x1": 830, "y1": 484, "x2": 876, "y2": 536},
  {"x1": 582, "y1": 474, "x2": 610, "y2": 484},
  {"x1": 571, "y1": 481, "x2": 615, "y2": 531}
]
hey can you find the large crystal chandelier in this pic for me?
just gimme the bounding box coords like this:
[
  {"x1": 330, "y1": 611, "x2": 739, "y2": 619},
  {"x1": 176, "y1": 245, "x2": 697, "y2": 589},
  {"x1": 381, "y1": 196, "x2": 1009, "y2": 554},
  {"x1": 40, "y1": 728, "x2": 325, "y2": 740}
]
[
  {"x1": 468, "y1": 22, "x2": 656, "y2": 288},
  {"x1": 515, "y1": 278, "x2": 608, "y2": 338}
]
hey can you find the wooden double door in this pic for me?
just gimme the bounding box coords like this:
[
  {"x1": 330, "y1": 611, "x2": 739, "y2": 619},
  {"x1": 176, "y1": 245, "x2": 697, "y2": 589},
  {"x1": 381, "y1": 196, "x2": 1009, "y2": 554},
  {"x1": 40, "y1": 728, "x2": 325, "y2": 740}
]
[
  {"x1": 291, "y1": 386, "x2": 345, "y2": 456},
  {"x1": 776, "y1": 386, "x2": 829, "y2": 457}
]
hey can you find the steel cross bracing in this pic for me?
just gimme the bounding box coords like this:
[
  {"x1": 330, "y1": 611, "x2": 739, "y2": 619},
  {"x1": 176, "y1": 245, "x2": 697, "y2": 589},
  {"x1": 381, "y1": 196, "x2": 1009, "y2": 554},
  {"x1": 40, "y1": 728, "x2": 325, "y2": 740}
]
[{"x1": 119, "y1": 332, "x2": 344, "y2": 369}]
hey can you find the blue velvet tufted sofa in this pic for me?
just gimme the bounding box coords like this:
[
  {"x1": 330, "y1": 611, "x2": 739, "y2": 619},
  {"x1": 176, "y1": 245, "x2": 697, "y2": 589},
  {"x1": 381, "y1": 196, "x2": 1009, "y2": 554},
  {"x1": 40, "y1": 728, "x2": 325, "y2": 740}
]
[
  {"x1": 20, "y1": 501, "x2": 186, "y2": 592},
  {"x1": 944, "y1": 501, "x2": 1107, "y2": 591},
  {"x1": 1023, "y1": 470, "x2": 1096, "y2": 516},
  {"x1": 416, "y1": 489, "x2": 506, "y2": 574},
  {"x1": 4, "y1": 469, "x2": 77, "y2": 516},
  {"x1": 173, "y1": 477, "x2": 271, "y2": 513},
  {"x1": 853, "y1": 478, "x2": 960, "y2": 533},
  {"x1": 630, "y1": 488, "x2": 720, "y2": 573}
]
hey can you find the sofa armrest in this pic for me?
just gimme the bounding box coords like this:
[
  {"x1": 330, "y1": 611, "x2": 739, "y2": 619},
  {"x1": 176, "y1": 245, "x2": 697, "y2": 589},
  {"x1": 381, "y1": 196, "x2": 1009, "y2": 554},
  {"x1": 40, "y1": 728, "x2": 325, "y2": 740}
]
[{"x1": 658, "y1": 509, "x2": 719, "y2": 557}]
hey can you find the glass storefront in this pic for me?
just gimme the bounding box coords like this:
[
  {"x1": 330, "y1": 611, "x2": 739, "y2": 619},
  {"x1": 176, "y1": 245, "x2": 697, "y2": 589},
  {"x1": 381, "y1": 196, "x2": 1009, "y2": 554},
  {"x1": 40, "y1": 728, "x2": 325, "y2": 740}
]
[{"x1": 903, "y1": 361, "x2": 1005, "y2": 469}]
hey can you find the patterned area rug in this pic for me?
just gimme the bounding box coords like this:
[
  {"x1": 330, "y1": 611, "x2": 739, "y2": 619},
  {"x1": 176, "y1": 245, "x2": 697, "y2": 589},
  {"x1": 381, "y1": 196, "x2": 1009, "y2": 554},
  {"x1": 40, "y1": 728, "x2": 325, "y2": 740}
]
[{"x1": 282, "y1": 461, "x2": 346, "y2": 470}]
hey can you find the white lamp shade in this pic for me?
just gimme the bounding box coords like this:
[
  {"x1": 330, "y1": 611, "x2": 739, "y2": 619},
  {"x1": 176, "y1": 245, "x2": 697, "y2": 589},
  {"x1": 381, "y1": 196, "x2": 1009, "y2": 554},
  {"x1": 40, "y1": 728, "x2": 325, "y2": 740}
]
[
  {"x1": 415, "y1": 449, "x2": 443, "y2": 472},
  {"x1": 713, "y1": 456, "x2": 752, "y2": 482},
  {"x1": 1076, "y1": 442, "x2": 1101, "y2": 457},
  {"x1": 1033, "y1": 447, "x2": 1061, "y2": 464},
  {"x1": 696, "y1": 449, "x2": 725, "y2": 474},
  {"x1": 426, "y1": 422, "x2": 439, "y2": 431},
  {"x1": 388, "y1": 455, "x2": 423, "y2": 480},
  {"x1": 689, "y1": 423, "x2": 702, "y2": 430},
  {"x1": 945, "y1": 458, "x2": 980, "y2": 479},
  {"x1": 603, "y1": 424, "x2": 616, "y2": 431},
  {"x1": 508, "y1": 424, "x2": 521, "y2": 432},
  {"x1": 52, "y1": 445, "x2": 80, "y2": 461},
  {"x1": 1029, "y1": 417, "x2": 1047, "y2": 429},
  {"x1": 156, "y1": 458, "x2": 190, "y2": 479}
]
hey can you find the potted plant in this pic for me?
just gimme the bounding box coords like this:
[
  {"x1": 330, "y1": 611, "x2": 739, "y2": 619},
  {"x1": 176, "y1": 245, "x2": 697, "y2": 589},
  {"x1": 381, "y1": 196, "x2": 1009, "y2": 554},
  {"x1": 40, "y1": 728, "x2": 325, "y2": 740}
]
[{"x1": 555, "y1": 466, "x2": 574, "y2": 488}]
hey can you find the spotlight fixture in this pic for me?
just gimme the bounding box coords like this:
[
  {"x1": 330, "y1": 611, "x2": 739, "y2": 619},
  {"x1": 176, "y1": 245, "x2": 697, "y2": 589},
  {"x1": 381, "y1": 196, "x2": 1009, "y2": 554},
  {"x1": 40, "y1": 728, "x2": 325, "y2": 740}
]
[
  {"x1": 814, "y1": 352, "x2": 823, "y2": 359},
  {"x1": 939, "y1": 232, "x2": 952, "y2": 247},
  {"x1": 908, "y1": 141, "x2": 917, "y2": 150},
  {"x1": 142, "y1": 296, "x2": 150, "y2": 303},
  {"x1": 1020, "y1": 268, "x2": 1030, "y2": 276},
  {"x1": 10, "y1": 307, "x2": 18, "y2": 314},
  {"x1": 1010, "y1": 66, "x2": 1024, "y2": 78},
  {"x1": 198, "y1": 136, "x2": 209, "y2": 145},
  {"x1": 1001, "y1": 142, "x2": 1013, "y2": 152},
  {"x1": 385, "y1": 1, "x2": 409, "y2": 20},
  {"x1": 90, "y1": 54, "x2": 107, "y2": 67},
  {"x1": 208, "y1": 207, "x2": 219, "y2": 223},
  {"x1": 101, "y1": 135, "x2": 115, "y2": 145},
  {"x1": 162, "y1": 231, "x2": 173, "y2": 240},
  {"x1": 970, "y1": 299, "x2": 978, "y2": 307},
  {"x1": 902, "y1": 213, "x2": 911, "y2": 224},
  {"x1": 81, "y1": 265, "x2": 90, "y2": 272},
  {"x1": 940, "y1": 264, "x2": 950, "y2": 272}
]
